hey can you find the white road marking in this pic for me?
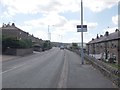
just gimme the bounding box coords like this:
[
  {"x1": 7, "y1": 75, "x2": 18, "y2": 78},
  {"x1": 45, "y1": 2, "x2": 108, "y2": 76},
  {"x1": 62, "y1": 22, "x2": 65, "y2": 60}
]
[
  {"x1": 0, "y1": 63, "x2": 26, "y2": 74},
  {"x1": 57, "y1": 50, "x2": 68, "y2": 88}
]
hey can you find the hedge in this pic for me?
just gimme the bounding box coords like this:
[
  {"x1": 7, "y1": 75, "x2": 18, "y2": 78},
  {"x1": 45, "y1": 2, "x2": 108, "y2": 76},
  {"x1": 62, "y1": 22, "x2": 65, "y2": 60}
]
[{"x1": 2, "y1": 36, "x2": 32, "y2": 52}]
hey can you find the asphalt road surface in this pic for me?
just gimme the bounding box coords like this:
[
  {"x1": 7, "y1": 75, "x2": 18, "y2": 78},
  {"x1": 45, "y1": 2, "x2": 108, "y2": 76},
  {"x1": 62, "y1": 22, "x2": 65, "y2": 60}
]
[{"x1": 2, "y1": 47, "x2": 117, "y2": 88}]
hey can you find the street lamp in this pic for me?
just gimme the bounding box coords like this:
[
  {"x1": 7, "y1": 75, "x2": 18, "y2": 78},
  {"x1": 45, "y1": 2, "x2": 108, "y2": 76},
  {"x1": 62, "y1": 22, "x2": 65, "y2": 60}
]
[
  {"x1": 48, "y1": 25, "x2": 50, "y2": 41},
  {"x1": 48, "y1": 25, "x2": 54, "y2": 41}
]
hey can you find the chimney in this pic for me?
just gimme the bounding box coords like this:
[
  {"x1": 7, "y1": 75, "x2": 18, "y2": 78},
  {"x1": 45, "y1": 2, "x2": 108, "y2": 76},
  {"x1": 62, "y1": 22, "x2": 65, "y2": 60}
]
[
  {"x1": 11, "y1": 23, "x2": 15, "y2": 27},
  {"x1": 92, "y1": 38, "x2": 94, "y2": 41},
  {"x1": 2, "y1": 23, "x2": 5, "y2": 27},
  {"x1": 97, "y1": 34, "x2": 99, "y2": 39},
  {"x1": 100, "y1": 35, "x2": 103, "y2": 37},
  {"x1": 4, "y1": 24, "x2": 6, "y2": 27},
  {"x1": 115, "y1": 29, "x2": 119, "y2": 32},
  {"x1": 105, "y1": 31, "x2": 109, "y2": 36},
  {"x1": 2, "y1": 24, "x2": 7, "y2": 27},
  {"x1": 6, "y1": 23, "x2": 10, "y2": 27}
]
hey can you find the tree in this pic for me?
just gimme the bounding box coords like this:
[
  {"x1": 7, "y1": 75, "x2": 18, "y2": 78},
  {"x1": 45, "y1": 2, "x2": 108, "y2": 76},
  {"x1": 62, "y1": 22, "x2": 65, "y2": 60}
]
[
  {"x1": 72, "y1": 43, "x2": 78, "y2": 49},
  {"x1": 42, "y1": 40, "x2": 52, "y2": 51},
  {"x1": 72, "y1": 43, "x2": 78, "y2": 47}
]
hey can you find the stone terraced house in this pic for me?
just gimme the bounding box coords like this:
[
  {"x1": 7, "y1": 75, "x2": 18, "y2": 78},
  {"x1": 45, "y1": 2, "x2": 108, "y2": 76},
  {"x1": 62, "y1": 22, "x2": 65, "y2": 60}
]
[
  {"x1": 1, "y1": 23, "x2": 44, "y2": 45},
  {"x1": 86, "y1": 29, "x2": 120, "y2": 64}
]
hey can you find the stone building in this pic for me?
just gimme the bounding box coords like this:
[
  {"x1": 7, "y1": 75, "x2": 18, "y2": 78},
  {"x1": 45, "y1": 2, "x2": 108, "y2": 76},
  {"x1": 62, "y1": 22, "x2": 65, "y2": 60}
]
[
  {"x1": 2, "y1": 23, "x2": 29, "y2": 40},
  {"x1": 1, "y1": 23, "x2": 44, "y2": 45},
  {"x1": 86, "y1": 29, "x2": 120, "y2": 63}
]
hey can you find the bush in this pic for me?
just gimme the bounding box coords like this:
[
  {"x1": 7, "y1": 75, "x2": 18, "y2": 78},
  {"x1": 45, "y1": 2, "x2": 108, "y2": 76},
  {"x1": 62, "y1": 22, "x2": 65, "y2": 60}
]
[
  {"x1": 72, "y1": 43, "x2": 79, "y2": 49},
  {"x1": 2, "y1": 36, "x2": 32, "y2": 52},
  {"x1": 42, "y1": 40, "x2": 52, "y2": 51},
  {"x1": 19, "y1": 39, "x2": 32, "y2": 48}
]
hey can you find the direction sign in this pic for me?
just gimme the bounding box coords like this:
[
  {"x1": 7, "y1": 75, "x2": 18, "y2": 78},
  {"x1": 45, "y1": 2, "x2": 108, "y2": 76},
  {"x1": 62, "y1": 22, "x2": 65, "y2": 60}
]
[{"x1": 77, "y1": 25, "x2": 87, "y2": 32}]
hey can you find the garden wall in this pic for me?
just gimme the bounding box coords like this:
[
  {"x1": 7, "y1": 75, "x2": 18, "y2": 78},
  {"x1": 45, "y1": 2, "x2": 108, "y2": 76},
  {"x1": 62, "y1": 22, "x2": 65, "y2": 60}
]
[{"x1": 4, "y1": 48, "x2": 33, "y2": 56}]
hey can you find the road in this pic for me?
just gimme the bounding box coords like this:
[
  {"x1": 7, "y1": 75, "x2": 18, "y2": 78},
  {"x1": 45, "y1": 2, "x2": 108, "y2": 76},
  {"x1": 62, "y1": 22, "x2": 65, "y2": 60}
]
[{"x1": 2, "y1": 47, "x2": 117, "y2": 88}]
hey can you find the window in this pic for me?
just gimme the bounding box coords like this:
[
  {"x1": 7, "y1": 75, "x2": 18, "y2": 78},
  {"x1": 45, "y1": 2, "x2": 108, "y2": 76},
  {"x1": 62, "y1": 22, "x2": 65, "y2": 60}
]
[{"x1": 111, "y1": 43, "x2": 114, "y2": 46}]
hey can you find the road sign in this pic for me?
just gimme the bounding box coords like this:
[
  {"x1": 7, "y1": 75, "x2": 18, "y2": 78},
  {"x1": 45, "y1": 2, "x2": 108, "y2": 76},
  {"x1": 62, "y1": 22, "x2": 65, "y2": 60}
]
[{"x1": 77, "y1": 25, "x2": 87, "y2": 32}]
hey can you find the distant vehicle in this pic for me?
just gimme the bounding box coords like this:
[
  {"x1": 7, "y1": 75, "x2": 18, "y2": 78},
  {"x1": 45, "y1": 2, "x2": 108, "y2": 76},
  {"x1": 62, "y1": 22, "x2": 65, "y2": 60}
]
[{"x1": 60, "y1": 46, "x2": 64, "y2": 50}]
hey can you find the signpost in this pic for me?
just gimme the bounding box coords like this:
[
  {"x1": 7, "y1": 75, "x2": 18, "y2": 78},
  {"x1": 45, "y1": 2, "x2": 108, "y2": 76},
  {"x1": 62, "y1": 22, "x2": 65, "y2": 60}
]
[
  {"x1": 77, "y1": 0, "x2": 87, "y2": 65},
  {"x1": 77, "y1": 25, "x2": 87, "y2": 32}
]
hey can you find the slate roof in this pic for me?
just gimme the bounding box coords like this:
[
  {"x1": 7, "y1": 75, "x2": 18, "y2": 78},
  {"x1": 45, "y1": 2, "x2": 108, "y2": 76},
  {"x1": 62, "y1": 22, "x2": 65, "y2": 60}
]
[
  {"x1": 1, "y1": 23, "x2": 30, "y2": 36},
  {"x1": 87, "y1": 30, "x2": 120, "y2": 44}
]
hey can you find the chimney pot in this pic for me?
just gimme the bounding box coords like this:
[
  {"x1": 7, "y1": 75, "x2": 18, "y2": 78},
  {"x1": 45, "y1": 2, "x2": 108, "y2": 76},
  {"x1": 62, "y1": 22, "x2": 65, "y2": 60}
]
[
  {"x1": 105, "y1": 31, "x2": 109, "y2": 36},
  {"x1": 2, "y1": 23, "x2": 5, "y2": 27},
  {"x1": 92, "y1": 38, "x2": 94, "y2": 41},
  {"x1": 115, "y1": 29, "x2": 119, "y2": 32},
  {"x1": 12, "y1": 23, "x2": 15, "y2": 27},
  {"x1": 97, "y1": 34, "x2": 99, "y2": 39},
  {"x1": 100, "y1": 35, "x2": 103, "y2": 37}
]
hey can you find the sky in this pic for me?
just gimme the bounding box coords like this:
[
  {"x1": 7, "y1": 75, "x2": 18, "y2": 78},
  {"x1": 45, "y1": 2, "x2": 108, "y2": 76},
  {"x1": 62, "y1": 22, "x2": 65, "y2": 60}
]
[{"x1": 0, "y1": 0, "x2": 119, "y2": 43}]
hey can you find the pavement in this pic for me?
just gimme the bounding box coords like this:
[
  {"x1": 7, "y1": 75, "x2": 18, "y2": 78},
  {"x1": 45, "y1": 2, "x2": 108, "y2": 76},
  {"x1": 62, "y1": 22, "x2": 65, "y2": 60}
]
[
  {"x1": 2, "y1": 47, "x2": 118, "y2": 88},
  {"x1": 1, "y1": 55, "x2": 20, "y2": 61},
  {"x1": 66, "y1": 50, "x2": 117, "y2": 88},
  {"x1": 1, "y1": 51, "x2": 40, "y2": 61}
]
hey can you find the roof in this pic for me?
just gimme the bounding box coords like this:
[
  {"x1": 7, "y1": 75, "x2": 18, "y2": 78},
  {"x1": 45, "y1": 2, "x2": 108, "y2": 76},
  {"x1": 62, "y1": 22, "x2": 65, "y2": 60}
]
[
  {"x1": 87, "y1": 30, "x2": 120, "y2": 44},
  {"x1": 1, "y1": 25, "x2": 28, "y2": 34}
]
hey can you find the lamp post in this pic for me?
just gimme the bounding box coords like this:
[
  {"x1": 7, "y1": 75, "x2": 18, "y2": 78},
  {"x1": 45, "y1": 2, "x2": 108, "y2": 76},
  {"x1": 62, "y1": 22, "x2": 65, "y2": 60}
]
[
  {"x1": 48, "y1": 25, "x2": 50, "y2": 41},
  {"x1": 48, "y1": 25, "x2": 54, "y2": 41}
]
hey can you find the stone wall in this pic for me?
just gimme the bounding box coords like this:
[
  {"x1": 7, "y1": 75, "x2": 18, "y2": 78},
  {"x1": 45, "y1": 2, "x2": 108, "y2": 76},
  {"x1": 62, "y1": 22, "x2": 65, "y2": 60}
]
[
  {"x1": 4, "y1": 48, "x2": 33, "y2": 56},
  {"x1": 16, "y1": 48, "x2": 33, "y2": 56}
]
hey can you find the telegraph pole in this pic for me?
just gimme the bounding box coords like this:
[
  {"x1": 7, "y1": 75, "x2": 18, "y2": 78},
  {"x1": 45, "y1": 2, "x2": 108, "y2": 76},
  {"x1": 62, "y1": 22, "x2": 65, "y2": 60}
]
[{"x1": 81, "y1": 0, "x2": 84, "y2": 64}]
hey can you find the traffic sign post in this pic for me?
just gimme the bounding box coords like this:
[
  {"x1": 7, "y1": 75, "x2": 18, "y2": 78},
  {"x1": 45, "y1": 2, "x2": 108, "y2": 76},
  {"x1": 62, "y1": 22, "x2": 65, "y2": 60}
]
[
  {"x1": 77, "y1": 0, "x2": 87, "y2": 65},
  {"x1": 77, "y1": 25, "x2": 87, "y2": 32}
]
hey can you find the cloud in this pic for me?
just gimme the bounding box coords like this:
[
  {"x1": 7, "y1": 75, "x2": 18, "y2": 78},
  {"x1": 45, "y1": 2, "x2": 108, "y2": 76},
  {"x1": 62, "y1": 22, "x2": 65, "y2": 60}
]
[
  {"x1": 0, "y1": 23, "x2": 2, "y2": 27},
  {"x1": 0, "y1": 11, "x2": 13, "y2": 22},
  {"x1": 1, "y1": 0, "x2": 50, "y2": 14},
  {"x1": 0, "y1": 0, "x2": 79, "y2": 16},
  {"x1": 1, "y1": 0, "x2": 119, "y2": 18},
  {"x1": 0, "y1": 0, "x2": 118, "y2": 43},
  {"x1": 112, "y1": 15, "x2": 118, "y2": 25},
  {"x1": 17, "y1": 24, "x2": 48, "y2": 40},
  {"x1": 103, "y1": 26, "x2": 118, "y2": 33},
  {"x1": 34, "y1": 30, "x2": 48, "y2": 40},
  {"x1": 61, "y1": 32, "x2": 94, "y2": 43},
  {"x1": 17, "y1": 13, "x2": 98, "y2": 42},
  {"x1": 17, "y1": 25, "x2": 33, "y2": 33},
  {"x1": 0, "y1": 5, "x2": 98, "y2": 43},
  {"x1": 84, "y1": 0, "x2": 119, "y2": 12},
  {"x1": 83, "y1": 21, "x2": 98, "y2": 30},
  {"x1": 61, "y1": 20, "x2": 98, "y2": 32},
  {"x1": 24, "y1": 13, "x2": 67, "y2": 27}
]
